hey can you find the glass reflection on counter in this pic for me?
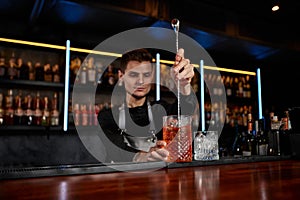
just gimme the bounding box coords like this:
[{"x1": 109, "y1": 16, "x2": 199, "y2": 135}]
[{"x1": 194, "y1": 167, "x2": 220, "y2": 199}]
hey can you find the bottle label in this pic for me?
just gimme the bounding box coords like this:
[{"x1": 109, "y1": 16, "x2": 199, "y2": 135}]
[
  {"x1": 51, "y1": 110, "x2": 59, "y2": 117},
  {"x1": 7, "y1": 67, "x2": 16, "y2": 79},
  {"x1": 282, "y1": 117, "x2": 288, "y2": 130},
  {"x1": 80, "y1": 71, "x2": 87, "y2": 84},
  {"x1": 74, "y1": 112, "x2": 80, "y2": 126},
  {"x1": 44, "y1": 74, "x2": 52, "y2": 82},
  {"x1": 43, "y1": 110, "x2": 50, "y2": 117},
  {"x1": 14, "y1": 108, "x2": 23, "y2": 117},
  {"x1": 81, "y1": 112, "x2": 88, "y2": 126},
  {"x1": 51, "y1": 117, "x2": 59, "y2": 126},
  {"x1": 53, "y1": 74, "x2": 60, "y2": 82},
  {"x1": 34, "y1": 109, "x2": 42, "y2": 117},
  {"x1": 248, "y1": 122, "x2": 253, "y2": 132},
  {"x1": 258, "y1": 144, "x2": 268, "y2": 156},
  {"x1": 88, "y1": 70, "x2": 96, "y2": 82},
  {"x1": 226, "y1": 88, "x2": 232, "y2": 96},
  {"x1": 29, "y1": 72, "x2": 35, "y2": 81},
  {"x1": 242, "y1": 151, "x2": 251, "y2": 157},
  {"x1": 25, "y1": 109, "x2": 33, "y2": 116}
]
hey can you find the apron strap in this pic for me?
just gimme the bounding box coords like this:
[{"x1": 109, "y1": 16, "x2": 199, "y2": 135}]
[{"x1": 118, "y1": 100, "x2": 157, "y2": 152}]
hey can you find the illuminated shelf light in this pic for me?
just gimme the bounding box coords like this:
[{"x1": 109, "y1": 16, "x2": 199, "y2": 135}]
[{"x1": 1, "y1": 37, "x2": 255, "y2": 75}]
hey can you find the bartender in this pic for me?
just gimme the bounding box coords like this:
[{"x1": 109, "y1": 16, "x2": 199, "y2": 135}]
[{"x1": 98, "y1": 48, "x2": 197, "y2": 163}]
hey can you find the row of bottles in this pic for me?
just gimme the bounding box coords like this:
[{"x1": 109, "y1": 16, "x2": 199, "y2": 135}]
[
  {"x1": 70, "y1": 56, "x2": 119, "y2": 87},
  {"x1": 0, "y1": 89, "x2": 60, "y2": 126},
  {"x1": 204, "y1": 102, "x2": 253, "y2": 130},
  {"x1": 0, "y1": 54, "x2": 61, "y2": 83},
  {"x1": 0, "y1": 54, "x2": 121, "y2": 87},
  {"x1": 204, "y1": 73, "x2": 253, "y2": 98},
  {"x1": 69, "y1": 101, "x2": 112, "y2": 126},
  {"x1": 230, "y1": 109, "x2": 292, "y2": 158},
  {"x1": 232, "y1": 114, "x2": 269, "y2": 157}
]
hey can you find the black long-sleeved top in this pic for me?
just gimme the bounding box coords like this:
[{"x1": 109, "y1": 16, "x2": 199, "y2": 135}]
[{"x1": 97, "y1": 93, "x2": 198, "y2": 163}]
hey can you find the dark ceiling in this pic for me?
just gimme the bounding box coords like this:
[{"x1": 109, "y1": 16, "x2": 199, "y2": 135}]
[{"x1": 0, "y1": 0, "x2": 300, "y2": 70}]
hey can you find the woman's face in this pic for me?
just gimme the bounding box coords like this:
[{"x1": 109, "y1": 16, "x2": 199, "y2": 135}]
[{"x1": 121, "y1": 60, "x2": 154, "y2": 99}]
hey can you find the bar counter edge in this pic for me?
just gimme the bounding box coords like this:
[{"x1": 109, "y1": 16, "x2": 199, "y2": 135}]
[{"x1": 0, "y1": 155, "x2": 294, "y2": 180}]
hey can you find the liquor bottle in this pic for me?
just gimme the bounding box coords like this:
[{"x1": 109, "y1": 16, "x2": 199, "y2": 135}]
[
  {"x1": 242, "y1": 107, "x2": 248, "y2": 129},
  {"x1": 241, "y1": 131, "x2": 252, "y2": 157},
  {"x1": 268, "y1": 115, "x2": 281, "y2": 156},
  {"x1": 73, "y1": 103, "x2": 80, "y2": 126},
  {"x1": 103, "y1": 64, "x2": 116, "y2": 87},
  {"x1": 87, "y1": 57, "x2": 96, "y2": 85},
  {"x1": 7, "y1": 53, "x2": 17, "y2": 80},
  {"x1": 13, "y1": 91, "x2": 24, "y2": 125},
  {"x1": 68, "y1": 98, "x2": 74, "y2": 125},
  {"x1": 281, "y1": 110, "x2": 291, "y2": 131},
  {"x1": 232, "y1": 127, "x2": 243, "y2": 158},
  {"x1": 0, "y1": 57, "x2": 7, "y2": 79},
  {"x1": 247, "y1": 113, "x2": 253, "y2": 134},
  {"x1": 225, "y1": 107, "x2": 232, "y2": 126},
  {"x1": 80, "y1": 104, "x2": 88, "y2": 126},
  {"x1": 245, "y1": 75, "x2": 251, "y2": 98},
  {"x1": 236, "y1": 106, "x2": 244, "y2": 131},
  {"x1": 94, "y1": 104, "x2": 100, "y2": 126},
  {"x1": 286, "y1": 111, "x2": 292, "y2": 130},
  {"x1": 212, "y1": 74, "x2": 218, "y2": 96},
  {"x1": 50, "y1": 92, "x2": 59, "y2": 126},
  {"x1": 257, "y1": 119, "x2": 268, "y2": 156},
  {"x1": 269, "y1": 112, "x2": 275, "y2": 129},
  {"x1": 32, "y1": 91, "x2": 42, "y2": 125},
  {"x1": 41, "y1": 96, "x2": 50, "y2": 126},
  {"x1": 4, "y1": 89, "x2": 14, "y2": 125},
  {"x1": 70, "y1": 57, "x2": 81, "y2": 84},
  {"x1": 247, "y1": 113, "x2": 257, "y2": 155},
  {"x1": 35, "y1": 62, "x2": 44, "y2": 81},
  {"x1": 52, "y1": 64, "x2": 60, "y2": 83},
  {"x1": 88, "y1": 103, "x2": 93, "y2": 126},
  {"x1": 237, "y1": 77, "x2": 243, "y2": 98},
  {"x1": 96, "y1": 62, "x2": 103, "y2": 84},
  {"x1": 0, "y1": 93, "x2": 4, "y2": 125},
  {"x1": 216, "y1": 75, "x2": 223, "y2": 96},
  {"x1": 44, "y1": 63, "x2": 52, "y2": 82},
  {"x1": 241, "y1": 76, "x2": 247, "y2": 98},
  {"x1": 233, "y1": 77, "x2": 239, "y2": 97},
  {"x1": 18, "y1": 58, "x2": 29, "y2": 80},
  {"x1": 254, "y1": 119, "x2": 259, "y2": 152},
  {"x1": 27, "y1": 61, "x2": 35, "y2": 81},
  {"x1": 280, "y1": 110, "x2": 292, "y2": 155},
  {"x1": 224, "y1": 76, "x2": 232, "y2": 97},
  {"x1": 80, "y1": 60, "x2": 87, "y2": 85},
  {"x1": 24, "y1": 94, "x2": 33, "y2": 125}
]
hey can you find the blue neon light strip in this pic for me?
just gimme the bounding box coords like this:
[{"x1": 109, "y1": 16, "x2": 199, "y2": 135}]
[
  {"x1": 257, "y1": 68, "x2": 263, "y2": 119},
  {"x1": 63, "y1": 40, "x2": 70, "y2": 131},
  {"x1": 200, "y1": 60, "x2": 205, "y2": 131},
  {"x1": 156, "y1": 53, "x2": 160, "y2": 101}
]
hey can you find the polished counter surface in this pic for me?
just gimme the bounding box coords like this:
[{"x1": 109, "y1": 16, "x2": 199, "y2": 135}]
[
  {"x1": 1, "y1": 159, "x2": 300, "y2": 199},
  {"x1": 0, "y1": 155, "x2": 291, "y2": 180}
]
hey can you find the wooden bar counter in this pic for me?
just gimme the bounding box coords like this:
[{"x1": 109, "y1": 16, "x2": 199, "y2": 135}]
[{"x1": 1, "y1": 159, "x2": 300, "y2": 199}]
